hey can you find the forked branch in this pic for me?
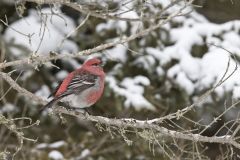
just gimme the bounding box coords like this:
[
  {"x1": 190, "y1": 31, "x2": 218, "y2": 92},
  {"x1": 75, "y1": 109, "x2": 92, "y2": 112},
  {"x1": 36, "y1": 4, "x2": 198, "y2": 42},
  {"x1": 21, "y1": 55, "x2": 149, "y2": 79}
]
[{"x1": 0, "y1": 71, "x2": 240, "y2": 149}]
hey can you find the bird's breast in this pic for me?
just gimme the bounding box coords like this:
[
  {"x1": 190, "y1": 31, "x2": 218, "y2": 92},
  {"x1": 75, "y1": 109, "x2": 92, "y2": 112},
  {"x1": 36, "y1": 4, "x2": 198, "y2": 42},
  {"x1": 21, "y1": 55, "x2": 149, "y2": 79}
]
[{"x1": 85, "y1": 77, "x2": 104, "y2": 104}]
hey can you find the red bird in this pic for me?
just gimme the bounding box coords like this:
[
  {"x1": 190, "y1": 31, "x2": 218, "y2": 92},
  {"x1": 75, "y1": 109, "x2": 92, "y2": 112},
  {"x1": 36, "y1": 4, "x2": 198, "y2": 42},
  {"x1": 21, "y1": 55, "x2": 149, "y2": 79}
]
[{"x1": 42, "y1": 58, "x2": 105, "y2": 110}]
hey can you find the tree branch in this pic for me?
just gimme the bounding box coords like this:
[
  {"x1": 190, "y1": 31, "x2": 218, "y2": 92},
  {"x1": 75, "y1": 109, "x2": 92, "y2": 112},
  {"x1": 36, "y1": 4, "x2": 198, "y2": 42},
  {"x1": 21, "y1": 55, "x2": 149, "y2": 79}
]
[
  {"x1": 0, "y1": 0, "x2": 189, "y2": 69},
  {"x1": 1, "y1": 71, "x2": 240, "y2": 149},
  {"x1": 19, "y1": 0, "x2": 183, "y2": 22}
]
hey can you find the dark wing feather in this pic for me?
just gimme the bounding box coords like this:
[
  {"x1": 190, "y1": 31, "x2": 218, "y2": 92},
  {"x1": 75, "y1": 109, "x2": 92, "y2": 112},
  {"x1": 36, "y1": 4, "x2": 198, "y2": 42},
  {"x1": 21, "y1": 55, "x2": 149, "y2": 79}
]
[
  {"x1": 58, "y1": 71, "x2": 98, "y2": 98},
  {"x1": 48, "y1": 80, "x2": 63, "y2": 98}
]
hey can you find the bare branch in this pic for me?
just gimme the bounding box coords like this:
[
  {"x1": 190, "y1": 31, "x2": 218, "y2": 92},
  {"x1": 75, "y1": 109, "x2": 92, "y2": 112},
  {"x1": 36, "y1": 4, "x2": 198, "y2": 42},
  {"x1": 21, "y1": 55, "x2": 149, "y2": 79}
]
[{"x1": 1, "y1": 71, "x2": 240, "y2": 150}]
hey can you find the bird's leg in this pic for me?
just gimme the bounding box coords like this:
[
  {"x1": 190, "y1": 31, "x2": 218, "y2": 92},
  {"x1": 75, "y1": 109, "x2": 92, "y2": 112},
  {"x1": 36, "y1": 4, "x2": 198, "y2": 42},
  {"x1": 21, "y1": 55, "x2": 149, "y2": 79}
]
[
  {"x1": 82, "y1": 108, "x2": 90, "y2": 117},
  {"x1": 72, "y1": 108, "x2": 90, "y2": 117},
  {"x1": 72, "y1": 108, "x2": 89, "y2": 116},
  {"x1": 58, "y1": 102, "x2": 90, "y2": 116}
]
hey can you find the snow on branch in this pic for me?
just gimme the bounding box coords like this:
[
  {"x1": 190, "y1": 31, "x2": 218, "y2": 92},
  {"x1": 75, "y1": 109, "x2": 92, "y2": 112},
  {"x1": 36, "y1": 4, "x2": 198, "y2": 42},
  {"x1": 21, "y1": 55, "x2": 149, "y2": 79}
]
[
  {"x1": 0, "y1": 0, "x2": 192, "y2": 69},
  {"x1": 2, "y1": 0, "x2": 240, "y2": 158}
]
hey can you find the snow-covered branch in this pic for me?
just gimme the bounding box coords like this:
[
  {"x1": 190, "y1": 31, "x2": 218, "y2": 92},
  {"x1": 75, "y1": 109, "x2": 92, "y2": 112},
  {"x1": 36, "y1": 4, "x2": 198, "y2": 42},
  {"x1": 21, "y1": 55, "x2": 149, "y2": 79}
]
[
  {"x1": 2, "y1": 0, "x2": 240, "y2": 158},
  {"x1": 0, "y1": 0, "x2": 191, "y2": 69}
]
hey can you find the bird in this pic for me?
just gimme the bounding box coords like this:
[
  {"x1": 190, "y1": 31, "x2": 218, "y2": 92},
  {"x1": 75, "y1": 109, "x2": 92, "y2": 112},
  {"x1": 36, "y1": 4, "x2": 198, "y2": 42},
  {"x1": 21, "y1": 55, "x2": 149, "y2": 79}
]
[{"x1": 41, "y1": 58, "x2": 105, "y2": 111}]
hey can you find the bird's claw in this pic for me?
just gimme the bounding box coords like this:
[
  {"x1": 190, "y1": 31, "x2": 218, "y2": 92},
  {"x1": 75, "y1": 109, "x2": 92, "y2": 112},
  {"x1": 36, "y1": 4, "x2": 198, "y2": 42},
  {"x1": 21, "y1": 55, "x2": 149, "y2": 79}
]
[{"x1": 82, "y1": 110, "x2": 90, "y2": 117}]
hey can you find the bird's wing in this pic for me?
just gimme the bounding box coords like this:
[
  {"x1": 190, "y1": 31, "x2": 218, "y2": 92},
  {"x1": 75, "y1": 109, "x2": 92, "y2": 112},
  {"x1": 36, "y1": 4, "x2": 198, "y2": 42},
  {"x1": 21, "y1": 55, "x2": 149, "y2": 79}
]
[
  {"x1": 48, "y1": 80, "x2": 63, "y2": 98},
  {"x1": 58, "y1": 71, "x2": 98, "y2": 98}
]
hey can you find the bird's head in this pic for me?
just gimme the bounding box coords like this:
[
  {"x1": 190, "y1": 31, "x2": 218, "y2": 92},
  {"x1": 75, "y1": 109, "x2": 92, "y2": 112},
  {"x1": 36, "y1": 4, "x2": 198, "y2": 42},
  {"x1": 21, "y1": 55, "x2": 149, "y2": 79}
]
[
  {"x1": 83, "y1": 58, "x2": 102, "y2": 67},
  {"x1": 81, "y1": 58, "x2": 105, "y2": 76}
]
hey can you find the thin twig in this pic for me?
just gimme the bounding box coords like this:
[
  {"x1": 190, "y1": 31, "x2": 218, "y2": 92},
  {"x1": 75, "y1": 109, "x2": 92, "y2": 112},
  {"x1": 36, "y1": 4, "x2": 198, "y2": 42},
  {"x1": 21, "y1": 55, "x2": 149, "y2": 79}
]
[
  {"x1": 0, "y1": 0, "x2": 191, "y2": 69},
  {"x1": 0, "y1": 71, "x2": 240, "y2": 149}
]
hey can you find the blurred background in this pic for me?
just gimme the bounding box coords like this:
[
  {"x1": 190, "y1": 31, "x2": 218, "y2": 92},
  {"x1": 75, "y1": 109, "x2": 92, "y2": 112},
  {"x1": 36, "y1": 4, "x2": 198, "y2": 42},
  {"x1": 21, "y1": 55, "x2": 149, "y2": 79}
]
[{"x1": 1, "y1": 0, "x2": 240, "y2": 159}]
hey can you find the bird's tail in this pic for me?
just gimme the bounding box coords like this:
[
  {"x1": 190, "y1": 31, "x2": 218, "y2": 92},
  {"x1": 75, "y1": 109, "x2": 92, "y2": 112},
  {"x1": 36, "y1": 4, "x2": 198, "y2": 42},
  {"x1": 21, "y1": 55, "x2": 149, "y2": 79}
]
[{"x1": 40, "y1": 99, "x2": 58, "y2": 111}]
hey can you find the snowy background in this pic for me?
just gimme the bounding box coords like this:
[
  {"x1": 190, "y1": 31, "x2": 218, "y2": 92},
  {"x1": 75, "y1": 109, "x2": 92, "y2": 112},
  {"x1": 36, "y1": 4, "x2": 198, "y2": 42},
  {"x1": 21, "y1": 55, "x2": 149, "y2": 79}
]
[{"x1": 1, "y1": 0, "x2": 240, "y2": 159}]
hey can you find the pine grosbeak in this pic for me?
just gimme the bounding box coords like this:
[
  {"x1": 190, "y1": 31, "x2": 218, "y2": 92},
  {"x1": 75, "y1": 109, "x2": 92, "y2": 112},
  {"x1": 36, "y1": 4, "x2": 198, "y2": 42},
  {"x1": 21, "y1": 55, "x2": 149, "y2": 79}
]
[{"x1": 42, "y1": 58, "x2": 105, "y2": 110}]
